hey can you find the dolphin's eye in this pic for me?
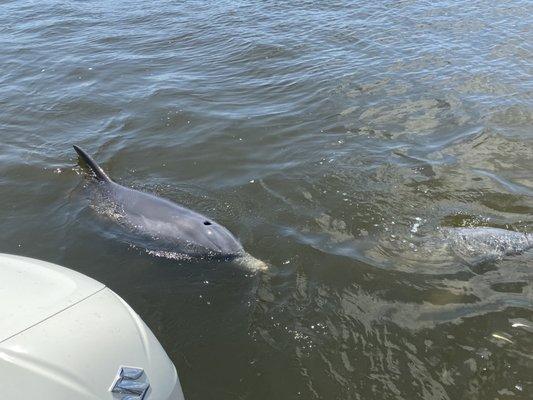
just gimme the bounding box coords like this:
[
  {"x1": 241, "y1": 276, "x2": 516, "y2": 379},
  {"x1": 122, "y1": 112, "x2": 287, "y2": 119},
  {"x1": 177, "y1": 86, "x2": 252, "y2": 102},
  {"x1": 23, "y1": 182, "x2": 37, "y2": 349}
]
[{"x1": 204, "y1": 221, "x2": 212, "y2": 225}]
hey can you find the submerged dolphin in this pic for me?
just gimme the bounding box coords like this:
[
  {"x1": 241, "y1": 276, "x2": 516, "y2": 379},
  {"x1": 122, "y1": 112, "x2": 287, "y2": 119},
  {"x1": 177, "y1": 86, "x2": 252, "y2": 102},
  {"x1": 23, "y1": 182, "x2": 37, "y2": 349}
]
[
  {"x1": 360, "y1": 226, "x2": 532, "y2": 272},
  {"x1": 74, "y1": 145, "x2": 265, "y2": 268},
  {"x1": 440, "y1": 227, "x2": 532, "y2": 264}
]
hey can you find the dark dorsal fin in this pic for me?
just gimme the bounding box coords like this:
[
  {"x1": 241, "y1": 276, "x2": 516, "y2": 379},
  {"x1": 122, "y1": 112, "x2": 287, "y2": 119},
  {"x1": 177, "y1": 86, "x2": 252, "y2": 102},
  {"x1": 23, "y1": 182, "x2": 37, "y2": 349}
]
[{"x1": 73, "y1": 145, "x2": 112, "y2": 182}]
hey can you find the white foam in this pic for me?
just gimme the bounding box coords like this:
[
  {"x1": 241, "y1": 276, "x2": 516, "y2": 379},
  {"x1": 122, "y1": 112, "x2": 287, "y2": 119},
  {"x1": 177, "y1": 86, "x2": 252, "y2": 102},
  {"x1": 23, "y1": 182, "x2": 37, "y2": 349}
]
[
  {"x1": 235, "y1": 253, "x2": 269, "y2": 272},
  {"x1": 146, "y1": 249, "x2": 193, "y2": 262}
]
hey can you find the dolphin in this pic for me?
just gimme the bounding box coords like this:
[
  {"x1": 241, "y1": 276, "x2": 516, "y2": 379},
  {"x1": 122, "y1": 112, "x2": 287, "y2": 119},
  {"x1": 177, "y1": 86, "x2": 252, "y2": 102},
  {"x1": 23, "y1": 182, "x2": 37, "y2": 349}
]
[
  {"x1": 73, "y1": 145, "x2": 265, "y2": 268},
  {"x1": 440, "y1": 227, "x2": 532, "y2": 264},
  {"x1": 359, "y1": 226, "x2": 532, "y2": 272}
]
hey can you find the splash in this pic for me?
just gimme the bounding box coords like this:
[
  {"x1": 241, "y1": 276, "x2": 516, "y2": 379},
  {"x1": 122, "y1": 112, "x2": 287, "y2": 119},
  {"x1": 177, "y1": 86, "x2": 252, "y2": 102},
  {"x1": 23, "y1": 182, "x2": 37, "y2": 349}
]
[
  {"x1": 145, "y1": 249, "x2": 194, "y2": 262},
  {"x1": 235, "y1": 253, "x2": 269, "y2": 272},
  {"x1": 145, "y1": 247, "x2": 268, "y2": 271}
]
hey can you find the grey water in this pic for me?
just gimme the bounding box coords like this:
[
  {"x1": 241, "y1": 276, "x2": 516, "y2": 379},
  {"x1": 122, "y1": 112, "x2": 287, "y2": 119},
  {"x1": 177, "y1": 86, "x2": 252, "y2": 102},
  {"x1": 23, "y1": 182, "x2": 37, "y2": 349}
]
[{"x1": 1, "y1": 0, "x2": 532, "y2": 399}]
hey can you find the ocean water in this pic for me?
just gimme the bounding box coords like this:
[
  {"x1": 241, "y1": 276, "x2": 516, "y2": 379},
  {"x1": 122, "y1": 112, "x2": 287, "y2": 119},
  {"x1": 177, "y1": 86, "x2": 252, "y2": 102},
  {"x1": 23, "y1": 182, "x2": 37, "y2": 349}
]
[{"x1": 0, "y1": 1, "x2": 532, "y2": 399}]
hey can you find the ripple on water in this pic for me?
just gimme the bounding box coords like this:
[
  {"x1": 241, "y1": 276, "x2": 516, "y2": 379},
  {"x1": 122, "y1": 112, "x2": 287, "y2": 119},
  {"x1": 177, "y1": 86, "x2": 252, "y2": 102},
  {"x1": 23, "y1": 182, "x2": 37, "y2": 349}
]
[{"x1": 1, "y1": 0, "x2": 532, "y2": 399}]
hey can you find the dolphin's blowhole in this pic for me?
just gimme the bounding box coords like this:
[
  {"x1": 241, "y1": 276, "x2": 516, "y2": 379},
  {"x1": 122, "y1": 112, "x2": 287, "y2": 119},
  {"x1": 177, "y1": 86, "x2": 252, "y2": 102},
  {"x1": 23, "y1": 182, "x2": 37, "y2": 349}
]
[{"x1": 203, "y1": 221, "x2": 212, "y2": 225}]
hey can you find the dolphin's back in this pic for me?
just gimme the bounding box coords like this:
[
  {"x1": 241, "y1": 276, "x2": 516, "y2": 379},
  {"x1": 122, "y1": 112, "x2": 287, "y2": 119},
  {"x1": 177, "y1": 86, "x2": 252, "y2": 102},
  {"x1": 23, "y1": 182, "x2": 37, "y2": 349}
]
[
  {"x1": 441, "y1": 227, "x2": 532, "y2": 262},
  {"x1": 109, "y1": 182, "x2": 200, "y2": 222},
  {"x1": 104, "y1": 182, "x2": 244, "y2": 257}
]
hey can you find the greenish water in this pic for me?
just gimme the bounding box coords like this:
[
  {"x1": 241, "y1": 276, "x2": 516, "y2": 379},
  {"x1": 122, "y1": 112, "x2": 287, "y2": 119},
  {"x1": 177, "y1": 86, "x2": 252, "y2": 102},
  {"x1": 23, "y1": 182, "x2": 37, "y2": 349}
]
[{"x1": 1, "y1": 1, "x2": 532, "y2": 399}]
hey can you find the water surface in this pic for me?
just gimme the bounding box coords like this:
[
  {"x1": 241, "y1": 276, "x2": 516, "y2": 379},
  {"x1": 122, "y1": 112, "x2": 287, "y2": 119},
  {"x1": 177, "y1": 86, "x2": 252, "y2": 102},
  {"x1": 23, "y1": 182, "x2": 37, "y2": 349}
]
[{"x1": 1, "y1": 1, "x2": 532, "y2": 399}]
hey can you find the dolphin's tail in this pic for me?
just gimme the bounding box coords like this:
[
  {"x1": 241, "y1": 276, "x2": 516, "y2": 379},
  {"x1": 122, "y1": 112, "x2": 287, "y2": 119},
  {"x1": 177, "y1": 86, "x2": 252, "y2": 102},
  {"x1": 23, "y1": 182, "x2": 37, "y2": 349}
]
[{"x1": 73, "y1": 145, "x2": 112, "y2": 182}]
